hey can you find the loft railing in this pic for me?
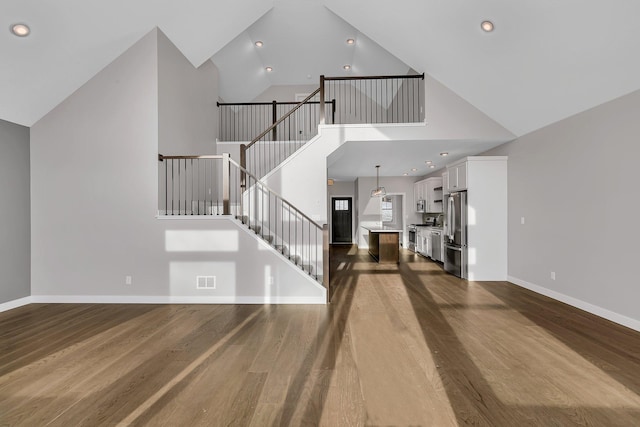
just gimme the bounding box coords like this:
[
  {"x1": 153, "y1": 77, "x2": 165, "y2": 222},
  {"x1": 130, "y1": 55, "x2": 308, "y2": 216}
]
[
  {"x1": 240, "y1": 89, "x2": 324, "y2": 179},
  {"x1": 158, "y1": 153, "x2": 325, "y2": 283},
  {"x1": 217, "y1": 99, "x2": 336, "y2": 142},
  {"x1": 320, "y1": 73, "x2": 425, "y2": 125},
  {"x1": 229, "y1": 73, "x2": 425, "y2": 180}
]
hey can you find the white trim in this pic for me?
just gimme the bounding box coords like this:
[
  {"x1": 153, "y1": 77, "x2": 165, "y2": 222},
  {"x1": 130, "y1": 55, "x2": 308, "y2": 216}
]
[
  {"x1": 508, "y1": 276, "x2": 640, "y2": 332},
  {"x1": 318, "y1": 121, "x2": 427, "y2": 130},
  {"x1": 30, "y1": 295, "x2": 325, "y2": 305},
  {"x1": 0, "y1": 296, "x2": 32, "y2": 313},
  {"x1": 156, "y1": 214, "x2": 232, "y2": 220}
]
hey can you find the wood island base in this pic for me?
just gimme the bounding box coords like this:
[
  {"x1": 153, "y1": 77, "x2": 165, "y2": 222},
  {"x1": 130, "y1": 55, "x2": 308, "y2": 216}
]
[{"x1": 368, "y1": 230, "x2": 400, "y2": 263}]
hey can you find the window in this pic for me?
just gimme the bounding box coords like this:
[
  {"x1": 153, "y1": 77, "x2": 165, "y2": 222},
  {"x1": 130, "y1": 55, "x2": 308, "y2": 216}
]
[
  {"x1": 381, "y1": 198, "x2": 393, "y2": 222},
  {"x1": 334, "y1": 200, "x2": 349, "y2": 211}
]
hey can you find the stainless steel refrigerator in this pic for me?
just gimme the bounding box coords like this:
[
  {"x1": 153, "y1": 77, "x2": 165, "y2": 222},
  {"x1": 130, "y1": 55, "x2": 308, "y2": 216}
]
[{"x1": 444, "y1": 191, "x2": 467, "y2": 279}]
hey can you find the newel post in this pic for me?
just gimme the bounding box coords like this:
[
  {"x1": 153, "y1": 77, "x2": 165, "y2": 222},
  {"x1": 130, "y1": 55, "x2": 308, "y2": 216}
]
[
  {"x1": 323, "y1": 223, "x2": 330, "y2": 302},
  {"x1": 222, "y1": 152, "x2": 230, "y2": 215},
  {"x1": 319, "y1": 75, "x2": 326, "y2": 125},
  {"x1": 240, "y1": 144, "x2": 247, "y2": 192},
  {"x1": 271, "y1": 100, "x2": 278, "y2": 141}
]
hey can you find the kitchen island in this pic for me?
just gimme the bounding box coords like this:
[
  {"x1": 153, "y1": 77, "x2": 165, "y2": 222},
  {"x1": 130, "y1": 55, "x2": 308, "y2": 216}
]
[{"x1": 362, "y1": 226, "x2": 402, "y2": 263}]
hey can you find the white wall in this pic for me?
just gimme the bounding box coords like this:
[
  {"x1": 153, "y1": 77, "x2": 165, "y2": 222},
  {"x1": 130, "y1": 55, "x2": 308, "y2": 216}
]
[
  {"x1": 30, "y1": 29, "x2": 324, "y2": 304},
  {"x1": 0, "y1": 119, "x2": 30, "y2": 304},
  {"x1": 484, "y1": 88, "x2": 640, "y2": 330},
  {"x1": 158, "y1": 30, "x2": 218, "y2": 155},
  {"x1": 253, "y1": 84, "x2": 319, "y2": 102},
  {"x1": 424, "y1": 74, "x2": 515, "y2": 142}
]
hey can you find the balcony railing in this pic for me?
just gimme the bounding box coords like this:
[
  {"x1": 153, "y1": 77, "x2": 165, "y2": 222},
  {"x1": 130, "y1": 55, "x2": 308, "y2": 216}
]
[
  {"x1": 320, "y1": 73, "x2": 425, "y2": 125},
  {"x1": 218, "y1": 99, "x2": 335, "y2": 142},
  {"x1": 217, "y1": 73, "x2": 425, "y2": 146},
  {"x1": 229, "y1": 73, "x2": 425, "y2": 180}
]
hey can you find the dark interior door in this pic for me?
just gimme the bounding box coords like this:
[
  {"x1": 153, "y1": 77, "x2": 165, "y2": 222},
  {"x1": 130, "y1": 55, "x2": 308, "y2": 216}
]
[{"x1": 332, "y1": 197, "x2": 352, "y2": 243}]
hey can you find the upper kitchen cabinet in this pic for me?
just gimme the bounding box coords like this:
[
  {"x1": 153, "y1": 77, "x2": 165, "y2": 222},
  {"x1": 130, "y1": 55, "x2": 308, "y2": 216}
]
[
  {"x1": 414, "y1": 180, "x2": 426, "y2": 212},
  {"x1": 414, "y1": 177, "x2": 443, "y2": 213},
  {"x1": 447, "y1": 161, "x2": 467, "y2": 192},
  {"x1": 426, "y1": 177, "x2": 443, "y2": 213},
  {"x1": 442, "y1": 171, "x2": 450, "y2": 195}
]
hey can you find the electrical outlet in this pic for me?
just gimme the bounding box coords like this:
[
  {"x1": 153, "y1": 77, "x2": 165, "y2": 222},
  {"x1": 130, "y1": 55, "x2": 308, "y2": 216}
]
[
  {"x1": 550, "y1": 272, "x2": 556, "y2": 280},
  {"x1": 125, "y1": 275, "x2": 132, "y2": 285},
  {"x1": 521, "y1": 216, "x2": 525, "y2": 225}
]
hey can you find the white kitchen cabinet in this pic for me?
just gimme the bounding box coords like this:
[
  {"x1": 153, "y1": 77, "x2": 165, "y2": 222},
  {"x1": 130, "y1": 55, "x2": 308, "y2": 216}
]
[
  {"x1": 415, "y1": 227, "x2": 424, "y2": 253},
  {"x1": 415, "y1": 177, "x2": 443, "y2": 213},
  {"x1": 447, "y1": 161, "x2": 467, "y2": 192},
  {"x1": 418, "y1": 228, "x2": 430, "y2": 257},
  {"x1": 413, "y1": 179, "x2": 427, "y2": 212}
]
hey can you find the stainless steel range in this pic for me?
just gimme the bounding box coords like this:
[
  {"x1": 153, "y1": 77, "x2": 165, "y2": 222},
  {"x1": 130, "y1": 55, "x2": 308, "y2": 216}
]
[{"x1": 407, "y1": 224, "x2": 417, "y2": 252}]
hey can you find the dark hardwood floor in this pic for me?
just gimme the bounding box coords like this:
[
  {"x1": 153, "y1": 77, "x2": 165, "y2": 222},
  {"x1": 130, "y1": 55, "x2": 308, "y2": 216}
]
[{"x1": 1, "y1": 246, "x2": 639, "y2": 426}]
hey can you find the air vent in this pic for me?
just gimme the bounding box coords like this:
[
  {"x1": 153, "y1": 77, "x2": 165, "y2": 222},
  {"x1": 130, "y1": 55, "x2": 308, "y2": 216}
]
[{"x1": 196, "y1": 276, "x2": 216, "y2": 289}]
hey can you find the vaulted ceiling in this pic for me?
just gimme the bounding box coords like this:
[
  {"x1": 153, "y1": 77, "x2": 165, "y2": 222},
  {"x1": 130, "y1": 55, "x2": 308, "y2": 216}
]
[{"x1": 3, "y1": 0, "x2": 640, "y2": 139}]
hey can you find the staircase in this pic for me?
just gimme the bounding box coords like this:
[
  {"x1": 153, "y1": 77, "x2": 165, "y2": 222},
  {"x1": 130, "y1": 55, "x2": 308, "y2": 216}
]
[
  {"x1": 159, "y1": 73, "x2": 425, "y2": 296},
  {"x1": 158, "y1": 153, "x2": 325, "y2": 286}
]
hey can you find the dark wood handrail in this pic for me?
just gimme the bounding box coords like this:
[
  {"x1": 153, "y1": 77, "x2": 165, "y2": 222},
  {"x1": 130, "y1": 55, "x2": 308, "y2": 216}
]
[
  {"x1": 323, "y1": 72, "x2": 424, "y2": 81},
  {"x1": 228, "y1": 158, "x2": 323, "y2": 230},
  {"x1": 246, "y1": 88, "x2": 321, "y2": 149},
  {"x1": 158, "y1": 154, "x2": 223, "y2": 161},
  {"x1": 217, "y1": 100, "x2": 327, "y2": 107},
  {"x1": 158, "y1": 153, "x2": 322, "y2": 228}
]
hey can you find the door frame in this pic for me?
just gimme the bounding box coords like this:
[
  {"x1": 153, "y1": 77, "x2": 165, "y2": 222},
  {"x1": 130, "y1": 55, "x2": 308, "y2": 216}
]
[
  {"x1": 381, "y1": 192, "x2": 407, "y2": 248},
  {"x1": 330, "y1": 196, "x2": 354, "y2": 244}
]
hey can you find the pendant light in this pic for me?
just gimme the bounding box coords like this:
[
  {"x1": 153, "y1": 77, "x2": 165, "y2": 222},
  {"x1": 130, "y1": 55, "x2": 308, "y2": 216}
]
[{"x1": 371, "y1": 165, "x2": 386, "y2": 197}]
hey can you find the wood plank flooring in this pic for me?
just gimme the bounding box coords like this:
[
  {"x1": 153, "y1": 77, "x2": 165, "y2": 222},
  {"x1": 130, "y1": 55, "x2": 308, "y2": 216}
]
[{"x1": 1, "y1": 245, "x2": 639, "y2": 426}]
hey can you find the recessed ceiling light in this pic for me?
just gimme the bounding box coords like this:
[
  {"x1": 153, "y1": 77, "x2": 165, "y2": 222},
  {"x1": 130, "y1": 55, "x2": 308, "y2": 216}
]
[
  {"x1": 425, "y1": 160, "x2": 432, "y2": 165},
  {"x1": 403, "y1": 173, "x2": 408, "y2": 176},
  {"x1": 429, "y1": 165, "x2": 436, "y2": 169},
  {"x1": 255, "y1": 40, "x2": 263, "y2": 47},
  {"x1": 411, "y1": 168, "x2": 417, "y2": 172},
  {"x1": 265, "y1": 66, "x2": 273, "y2": 72},
  {"x1": 11, "y1": 23, "x2": 30, "y2": 37},
  {"x1": 346, "y1": 38, "x2": 355, "y2": 45},
  {"x1": 481, "y1": 20, "x2": 494, "y2": 32},
  {"x1": 440, "y1": 152, "x2": 448, "y2": 157},
  {"x1": 343, "y1": 64, "x2": 351, "y2": 70}
]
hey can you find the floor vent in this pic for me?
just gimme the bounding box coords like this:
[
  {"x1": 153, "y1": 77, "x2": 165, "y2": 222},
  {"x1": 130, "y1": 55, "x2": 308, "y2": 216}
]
[{"x1": 196, "y1": 276, "x2": 216, "y2": 289}]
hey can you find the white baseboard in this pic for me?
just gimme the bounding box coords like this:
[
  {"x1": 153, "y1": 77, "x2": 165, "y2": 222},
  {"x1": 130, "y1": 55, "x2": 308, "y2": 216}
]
[
  {"x1": 29, "y1": 295, "x2": 326, "y2": 305},
  {"x1": 0, "y1": 296, "x2": 32, "y2": 313},
  {"x1": 508, "y1": 276, "x2": 640, "y2": 332}
]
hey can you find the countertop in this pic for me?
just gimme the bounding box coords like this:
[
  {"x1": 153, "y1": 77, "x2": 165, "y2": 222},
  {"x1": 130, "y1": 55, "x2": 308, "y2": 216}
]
[{"x1": 362, "y1": 226, "x2": 403, "y2": 233}]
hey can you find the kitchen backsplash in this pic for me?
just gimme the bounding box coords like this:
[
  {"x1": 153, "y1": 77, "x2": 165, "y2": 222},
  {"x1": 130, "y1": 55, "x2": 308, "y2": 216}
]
[{"x1": 423, "y1": 213, "x2": 444, "y2": 226}]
